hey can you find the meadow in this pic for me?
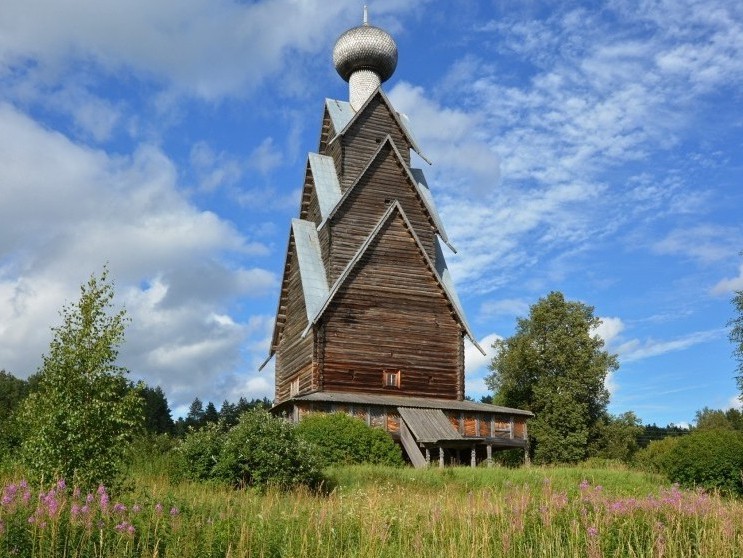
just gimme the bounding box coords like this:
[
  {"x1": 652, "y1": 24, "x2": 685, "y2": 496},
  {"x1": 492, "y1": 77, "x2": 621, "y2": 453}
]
[{"x1": 1, "y1": 461, "x2": 742, "y2": 558}]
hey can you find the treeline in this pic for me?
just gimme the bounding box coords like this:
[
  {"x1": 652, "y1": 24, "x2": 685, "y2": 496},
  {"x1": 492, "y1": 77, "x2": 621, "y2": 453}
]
[{"x1": 0, "y1": 368, "x2": 272, "y2": 446}]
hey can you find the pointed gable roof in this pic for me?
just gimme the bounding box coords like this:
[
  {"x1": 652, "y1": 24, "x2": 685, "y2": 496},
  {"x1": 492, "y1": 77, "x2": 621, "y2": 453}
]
[
  {"x1": 261, "y1": 219, "x2": 329, "y2": 369},
  {"x1": 318, "y1": 135, "x2": 455, "y2": 252},
  {"x1": 298, "y1": 153, "x2": 343, "y2": 222},
  {"x1": 304, "y1": 201, "x2": 483, "y2": 353},
  {"x1": 326, "y1": 88, "x2": 432, "y2": 165}
]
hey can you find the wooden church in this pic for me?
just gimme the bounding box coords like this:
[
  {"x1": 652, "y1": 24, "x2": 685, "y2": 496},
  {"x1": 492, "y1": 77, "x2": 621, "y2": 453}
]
[{"x1": 262, "y1": 10, "x2": 532, "y2": 467}]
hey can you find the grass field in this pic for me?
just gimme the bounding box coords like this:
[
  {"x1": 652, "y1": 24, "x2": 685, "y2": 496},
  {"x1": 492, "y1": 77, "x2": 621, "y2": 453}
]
[{"x1": 1, "y1": 462, "x2": 742, "y2": 557}]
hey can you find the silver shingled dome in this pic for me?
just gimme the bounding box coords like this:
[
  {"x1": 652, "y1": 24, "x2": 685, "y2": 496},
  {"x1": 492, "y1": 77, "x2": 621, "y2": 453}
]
[{"x1": 333, "y1": 24, "x2": 398, "y2": 83}]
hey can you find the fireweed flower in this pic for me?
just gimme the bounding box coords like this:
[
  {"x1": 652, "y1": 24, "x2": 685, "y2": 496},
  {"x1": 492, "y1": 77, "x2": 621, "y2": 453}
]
[
  {"x1": 132, "y1": 504, "x2": 142, "y2": 513},
  {"x1": 155, "y1": 503, "x2": 163, "y2": 514},
  {"x1": 170, "y1": 507, "x2": 179, "y2": 516},
  {"x1": 86, "y1": 493, "x2": 94, "y2": 504},
  {"x1": 56, "y1": 479, "x2": 66, "y2": 491},
  {"x1": 113, "y1": 503, "x2": 127, "y2": 514}
]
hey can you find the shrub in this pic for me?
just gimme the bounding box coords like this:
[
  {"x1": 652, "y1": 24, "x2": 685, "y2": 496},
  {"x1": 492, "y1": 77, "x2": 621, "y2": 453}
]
[
  {"x1": 665, "y1": 429, "x2": 743, "y2": 495},
  {"x1": 295, "y1": 412, "x2": 404, "y2": 467},
  {"x1": 215, "y1": 410, "x2": 324, "y2": 490},
  {"x1": 175, "y1": 424, "x2": 224, "y2": 481},
  {"x1": 633, "y1": 436, "x2": 680, "y2": 474},
  {"x1": 176, "y1": 410, "x2": 325, "y2": 490}
]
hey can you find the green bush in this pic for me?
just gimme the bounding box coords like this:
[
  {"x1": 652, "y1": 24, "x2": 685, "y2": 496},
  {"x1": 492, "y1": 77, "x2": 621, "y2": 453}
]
[
  {"x1": 176, "y1": 410, "x2": 324, "y2": 491},
  {"x1": 633, "y1": 436, "x2": 680, "y2": 474},
  {"x1": 175, "y1": 424, "x2": 224, "y2": 481},
  {"x1": 665, "y1": 429, "x2": 743, "y2": 495},
  {"x1": 294, "y1": 412, "x2": 404, "y2": 467}
]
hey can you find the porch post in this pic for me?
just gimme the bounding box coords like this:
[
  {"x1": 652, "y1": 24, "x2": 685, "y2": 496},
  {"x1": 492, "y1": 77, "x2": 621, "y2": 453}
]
[
  {"x1": 486, "y1": 444, "x2": 493, "y2": 467},
  {"x1": 439, "y1": 447, "x2": 445, "y2": 468},
  {"x1": 470, "y1": 446, "x2": 476, "y2": 468},
  {"x1": 425, "y1": 448, "x2": 431, "y2": 467}
]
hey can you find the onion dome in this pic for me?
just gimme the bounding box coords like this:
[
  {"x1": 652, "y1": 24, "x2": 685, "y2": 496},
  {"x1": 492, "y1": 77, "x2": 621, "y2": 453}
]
[{"x1": 333, "y1": 14, "x2": 398, "y2": 84}]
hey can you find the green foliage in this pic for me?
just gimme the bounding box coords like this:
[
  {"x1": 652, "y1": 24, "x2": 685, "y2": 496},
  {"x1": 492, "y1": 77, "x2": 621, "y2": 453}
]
[
  {"x1": 294, "y1": 412, "x2": 404, "y2": 467},
  {"x1": 592, "y1": 411, "x2": 643, "y2": 462},
  {"x1": 665, "y1": 429, "x2": 743, "y2": 495},
  {"x1": 19, "y1": 267, "x2": 143, "y2": 490},
  {"x1": 634, "y1": 436, "x2": 682, "y2": 474},
  {"x1": 140, "y1": 385, "x2": 174, "y2": 435},
  {"x1": 731, "y1": 289, "x2": 743, "y2": 400},
  {"x1": 486, "y1": 291, "x2": 617, "y2": 464},
  {"x1": 695, "y1": 407, "x2": 734, "y2": 431},
  {"x1": 176, "y1": 423, "x2": 224, "y2": 481},
  {"x1": 216, "y1": 410, "x2": 324, "y2": 490},
  {"x1": 176, "y1": 409, "x2": 325, "y2": 490},
  {"x1": 0, "y1": 371, "x2": 30, "y2": 460}
]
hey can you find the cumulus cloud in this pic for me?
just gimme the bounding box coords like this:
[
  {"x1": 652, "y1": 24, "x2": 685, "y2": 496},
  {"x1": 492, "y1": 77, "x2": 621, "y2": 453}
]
[
  {"x1": 0, "y1": 102, "x2": 275, "y2": 409},
  {"x1": 592, "y1": 317, "x2": 626, "y2": 347}
]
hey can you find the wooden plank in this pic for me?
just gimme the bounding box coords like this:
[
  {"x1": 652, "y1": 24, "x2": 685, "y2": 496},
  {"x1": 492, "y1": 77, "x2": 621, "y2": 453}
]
[{"x1": 399, "y1": 419, "x2": 427, "y2": 469}]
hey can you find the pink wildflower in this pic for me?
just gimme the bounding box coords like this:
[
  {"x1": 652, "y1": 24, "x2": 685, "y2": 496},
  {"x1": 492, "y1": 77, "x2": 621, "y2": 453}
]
[
  {"x1": 132, "y1": 504, "x2": 142, "y2": 513},
  {"x1": 155, "y1": 503, "x2": 163, "y2": 514},
  {"x1": 587, "y1": 526, "x2": 598, "y2": 538},
  {"x1": 56, "y1": 479, "x2": 66, "y2": 491},
  {"x1": 113, "y1": 503, "x2": 127, "y2": 514},
  {"x1": 170, "y1": 507, "x2": 179, "y2": 516}
]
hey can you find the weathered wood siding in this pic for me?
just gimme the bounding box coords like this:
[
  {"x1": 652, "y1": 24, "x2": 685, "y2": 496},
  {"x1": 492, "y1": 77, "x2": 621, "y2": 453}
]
[
  {"x1": 290, "y1": 403, "x2": 530, "y2": 444},
  {"x1": 336, "y1": 95, "x2": 411, "y2": 189},
  {"x1": 321, "y1": 213, "x2": 462, "y2": 400},
  {"x1": 274, "y1": 238, "x2": 314, "y2": 403},
  {"x1": 328, "y1": 143, "x2": 437, "y2": 282}
]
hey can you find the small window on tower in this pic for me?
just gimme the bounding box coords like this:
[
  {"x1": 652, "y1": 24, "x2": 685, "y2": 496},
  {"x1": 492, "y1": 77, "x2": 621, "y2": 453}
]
[{"x1": 383, "y1": 370, "x2": 401, "y2": 388}]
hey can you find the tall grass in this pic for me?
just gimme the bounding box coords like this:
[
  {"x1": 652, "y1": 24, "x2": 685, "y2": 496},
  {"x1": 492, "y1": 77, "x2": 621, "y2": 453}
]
[{"x1": 1, "y1": 465, "x2": 742, "y2": 557}]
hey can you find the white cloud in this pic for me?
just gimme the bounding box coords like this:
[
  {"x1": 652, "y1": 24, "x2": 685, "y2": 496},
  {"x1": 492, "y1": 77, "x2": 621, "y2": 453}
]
[
  {"x1": 727, "y1": 395, "x2": 743, "y2": 410},
  {"x1": 712, "y1": 264, "x2": 743, "y2": 295},
  {"x1": 464, "y1": 333, "x2": 501, "y2": 378},
  {"x1": 653, "y1": 226, "x2": 742, "y2": 264},
  {"x1": 616, "y1": 328, "x2": 725, "y2": 363},
  {"x1": 593, "y1": 317, "x2": 625, "y2": 347},
  {"x1": 479, "y1": 298, "x2": 530, "y2": 318},
  {"x1": 0, "y1": 103, "x2": 275, "y2": 409}
]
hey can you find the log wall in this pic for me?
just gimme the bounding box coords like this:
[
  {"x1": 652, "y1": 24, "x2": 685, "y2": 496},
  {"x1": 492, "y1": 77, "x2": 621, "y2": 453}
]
[
  {"x1": 333, "y1": 95, "x2": 411, "y2": 189},
  {"x1": 321, "y1": 213, "x2": 462, "y2": 399},
  {"x1": 274, "y1": 239, "x2": 314, "y2": 403},
  {"x1": 328, "y1": 143, "x2": 436, "y2": 282}
]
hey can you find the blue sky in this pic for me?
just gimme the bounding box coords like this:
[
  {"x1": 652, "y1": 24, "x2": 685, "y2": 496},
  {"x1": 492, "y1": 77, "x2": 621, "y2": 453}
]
[{"x1": 1, "y1": 0, "x2": 741, "y2": 426}]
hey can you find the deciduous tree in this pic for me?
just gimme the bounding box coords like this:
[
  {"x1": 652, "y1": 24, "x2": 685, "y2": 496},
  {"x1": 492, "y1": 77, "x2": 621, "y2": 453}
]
[
  {"x1": 19, "y1": 268, "x2": 142, "y2": 489},
  {"x1": 486, "y1": 291, "x2": 617, "y2": 464},
  {"x1": 730, "y1": 289, "x2": 743, "y2": 401}
]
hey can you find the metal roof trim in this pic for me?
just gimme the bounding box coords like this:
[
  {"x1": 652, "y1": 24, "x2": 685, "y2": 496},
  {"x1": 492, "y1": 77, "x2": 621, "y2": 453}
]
[
  {"x1": 305, "y1": 201, "x2": 481, "y2": 349},
  {"x1": 307, "y1": 153, "x2": 342, "y2": 220},
  {"x1": 319, "y1": 136, "x2": 444, "y2": 240},
  {"x1": 280, "y1": 390, "x2": 534, "y2": 416},
  {"x1": 292, "y1": 219, "x2": 330, "y2": 323},
  {"x1": 326, "y1": 89, "x2": 431, "y2": 164}
]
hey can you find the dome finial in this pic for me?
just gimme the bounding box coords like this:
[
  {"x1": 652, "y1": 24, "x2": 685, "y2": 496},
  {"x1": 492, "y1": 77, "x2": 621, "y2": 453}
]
[{"x1": 332, "y1": 10, "x2": 398, "y2": 110}]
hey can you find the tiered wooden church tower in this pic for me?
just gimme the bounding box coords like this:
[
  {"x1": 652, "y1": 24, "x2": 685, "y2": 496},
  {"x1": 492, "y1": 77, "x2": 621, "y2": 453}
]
[{"x1": 264, "y1": 10, "x2": 531, "y2": 467}]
